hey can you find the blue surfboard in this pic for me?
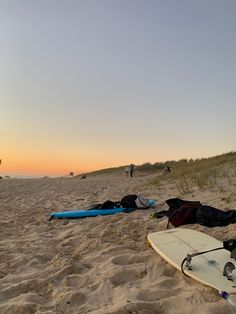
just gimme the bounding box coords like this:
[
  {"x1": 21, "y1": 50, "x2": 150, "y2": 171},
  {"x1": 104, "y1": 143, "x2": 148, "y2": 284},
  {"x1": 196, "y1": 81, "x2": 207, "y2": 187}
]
[{"x1": 49, "y1": 199, "x2": 156, "y2": 219}]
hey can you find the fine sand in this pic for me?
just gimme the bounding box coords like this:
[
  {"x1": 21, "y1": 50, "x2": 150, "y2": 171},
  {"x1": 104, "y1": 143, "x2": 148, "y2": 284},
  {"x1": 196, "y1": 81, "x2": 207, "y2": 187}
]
[{"x1": 1, "y1": 173, "x2": 236, "y2": 314}]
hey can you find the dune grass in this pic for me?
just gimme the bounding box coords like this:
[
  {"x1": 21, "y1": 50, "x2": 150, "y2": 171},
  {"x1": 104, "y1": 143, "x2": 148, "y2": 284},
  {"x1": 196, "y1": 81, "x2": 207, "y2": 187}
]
[{"x1": 151, "y1": 151, "x2": 236, "y2": 195}]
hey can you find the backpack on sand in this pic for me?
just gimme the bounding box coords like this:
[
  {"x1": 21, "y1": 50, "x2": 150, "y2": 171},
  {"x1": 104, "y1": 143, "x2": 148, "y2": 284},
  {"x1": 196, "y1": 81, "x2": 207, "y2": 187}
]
[{"x1": 120, "y1": 194, "x2": 149, "y2": 209}]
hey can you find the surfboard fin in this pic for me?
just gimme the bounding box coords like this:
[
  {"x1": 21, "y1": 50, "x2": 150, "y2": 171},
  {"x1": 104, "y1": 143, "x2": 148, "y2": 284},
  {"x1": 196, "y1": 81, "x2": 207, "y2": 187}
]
[
  {"x1": 181, "y1": 254, "x2": 192, "y2": 277},
  {"x1": 223, "y1": 262, "x2": 235, "y2": 280}
]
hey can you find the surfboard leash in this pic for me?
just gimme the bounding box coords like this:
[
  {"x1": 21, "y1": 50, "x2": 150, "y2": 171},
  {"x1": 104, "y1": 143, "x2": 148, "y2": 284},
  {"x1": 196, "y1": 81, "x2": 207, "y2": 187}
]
[{"x1": 181, "y1": 247, "x2": 224, "y2": 277}]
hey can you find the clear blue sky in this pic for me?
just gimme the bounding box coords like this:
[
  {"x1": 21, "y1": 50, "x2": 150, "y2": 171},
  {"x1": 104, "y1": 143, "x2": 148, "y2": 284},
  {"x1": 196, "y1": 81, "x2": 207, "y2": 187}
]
[{"x1": 1, "y1": 0, "x2": 236, "y2": 176}]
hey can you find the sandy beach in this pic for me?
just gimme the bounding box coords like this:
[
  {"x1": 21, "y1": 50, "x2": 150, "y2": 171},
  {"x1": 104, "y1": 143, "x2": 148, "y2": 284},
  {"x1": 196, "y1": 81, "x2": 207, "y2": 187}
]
[{"x1": 1, "y1": 173, "x2": 236, "y2": 314}]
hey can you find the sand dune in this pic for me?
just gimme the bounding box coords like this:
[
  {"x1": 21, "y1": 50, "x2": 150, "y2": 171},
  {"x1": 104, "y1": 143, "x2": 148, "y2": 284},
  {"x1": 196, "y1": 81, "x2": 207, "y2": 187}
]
[{"x1": 0, "y1": 174, "x2": 236, "y2": 313}]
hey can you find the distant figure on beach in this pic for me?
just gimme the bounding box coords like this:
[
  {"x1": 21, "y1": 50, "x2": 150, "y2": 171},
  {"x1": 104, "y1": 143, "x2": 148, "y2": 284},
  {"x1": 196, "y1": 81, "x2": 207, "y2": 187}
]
[
  {"x1": 125, "y1": 165, "x2": 129, "y2": 177},
  {"x1": 81, "y1": 174, "x2": 86, "y2": 179},
  {"x1": 165, "y1": 165, "x2": 171, "y2": 173},
  {"x1": 130, "y1": 163, "x2": 135, "y2": 177}
]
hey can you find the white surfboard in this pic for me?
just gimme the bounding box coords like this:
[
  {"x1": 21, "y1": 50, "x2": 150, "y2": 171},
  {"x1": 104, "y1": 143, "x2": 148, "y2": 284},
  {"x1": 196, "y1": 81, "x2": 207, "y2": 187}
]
[{"x1": 147, "y1": 228, "x2": 236, "y2": 294}]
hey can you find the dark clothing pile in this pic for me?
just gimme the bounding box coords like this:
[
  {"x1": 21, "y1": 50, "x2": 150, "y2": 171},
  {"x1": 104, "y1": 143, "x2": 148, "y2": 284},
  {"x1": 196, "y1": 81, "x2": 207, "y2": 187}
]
[
  {"x1": 153, "y1": 198, "x2": 236, "y2": 228},
  {"x1": 88, "y1": 194, "x2": 150, "y2": 210},
  {"x1": 196, "y1": 205, "x2": 236, "y2": 227}
]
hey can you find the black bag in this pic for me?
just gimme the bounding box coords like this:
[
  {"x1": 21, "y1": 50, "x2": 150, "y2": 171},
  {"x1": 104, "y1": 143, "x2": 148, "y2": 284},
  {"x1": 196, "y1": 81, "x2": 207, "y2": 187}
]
[
  {"x1": 120, "y1": 195, "x2": 138, "y2": 208},
  {"x1": 120, "y1": 194, "x2": 150, "y2": 209}
]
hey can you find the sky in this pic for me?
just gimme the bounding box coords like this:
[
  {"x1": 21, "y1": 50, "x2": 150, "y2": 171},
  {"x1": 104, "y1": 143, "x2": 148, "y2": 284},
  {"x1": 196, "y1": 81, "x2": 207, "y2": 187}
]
[{"x1": 1, "y1": 0, "x2": 236, "y2": 177}]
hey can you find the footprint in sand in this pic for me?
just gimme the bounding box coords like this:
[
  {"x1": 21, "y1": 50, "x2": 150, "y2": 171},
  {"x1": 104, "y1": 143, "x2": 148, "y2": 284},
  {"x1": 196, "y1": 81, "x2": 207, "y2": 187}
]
[
  {"x1": 110, "y1": 268, "x2": 147, "y2": 287},
  {"x1": 188, "y1": 293, "x2": 207, "y2": 305},
  {"x1": 156, "y1": 278, "x2": 178, "y2": 289},
  {"x1": 111, "y1": 254, "x2": 151, "y2": 265},
  {"x1": 77, "y1": 262, "x2": 93, "y2": 274},
  {"x1": 116, "y1": 301, "x2": 165, "y2": 314},
  {"x1": 111, "y1": 255, "x2": 131, "y2": 265},
  {"x1": 1, "y1": 278, "x2": 50, "y2": 300},
  {"x1": 187, "y1": 289, "x2": 219, "y2": 305},
  {"x1": 48, "y1": 264, "x2": 78, "y2": 282},
  {"x1": 64, "y1": 274, "x2": 88, "y2": 289},
  {"x1": 0, "y1": 302, "x2": 39, "y2": 314},
  {"x1": 161, "y1": 265, "x2": 178, "y2": 278},
  {"x1": 136, "y1": 288, "x2": 180, "y2": 301},
  {"x1": 63, "y1": 274, "x2": 100, "y2": 292},
  {"x1": 55, "y1": 291, "x2": 87, "y2": 310}
]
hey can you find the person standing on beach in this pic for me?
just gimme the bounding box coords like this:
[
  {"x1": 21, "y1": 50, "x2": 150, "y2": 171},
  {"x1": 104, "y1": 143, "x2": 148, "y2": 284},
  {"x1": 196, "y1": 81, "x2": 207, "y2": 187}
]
[
  {"x1": 125, "y1": 165, "x2": 129, "y2": 177},
  {"x1": 166, "y1": 165, "x2": 171, "y2": 173},
  {"x1": 130, "y1": 163, "x2": 135, "y2": 177}
]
